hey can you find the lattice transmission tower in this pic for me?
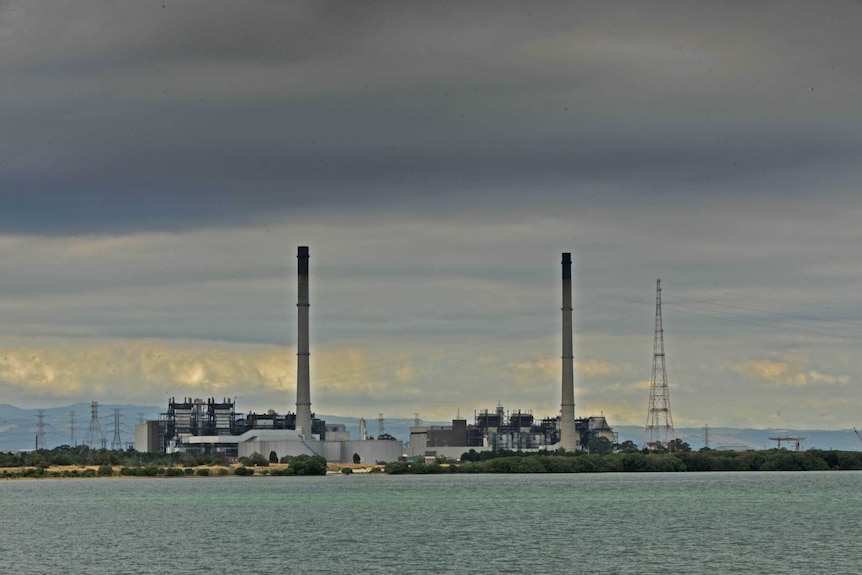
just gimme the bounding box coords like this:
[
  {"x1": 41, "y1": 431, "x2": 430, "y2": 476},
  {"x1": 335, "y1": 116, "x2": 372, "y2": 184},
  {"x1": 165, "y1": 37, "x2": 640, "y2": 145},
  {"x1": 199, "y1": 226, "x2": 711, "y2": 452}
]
[
  {"x1": 69, "y1": 410, "x2": 77, "y2": 447},
  {"x1": 84, "y1": 400, "x2": 106, "y2": 450},
  {"x1": 34, "y1": 409, "x2": 47, "y2": 450},
  {"x1": 111, "y1": 408, "x2": 124, "y2": 450},
  {"x1": 644, "y1": 279, "x2": 676, "y2": 450}
]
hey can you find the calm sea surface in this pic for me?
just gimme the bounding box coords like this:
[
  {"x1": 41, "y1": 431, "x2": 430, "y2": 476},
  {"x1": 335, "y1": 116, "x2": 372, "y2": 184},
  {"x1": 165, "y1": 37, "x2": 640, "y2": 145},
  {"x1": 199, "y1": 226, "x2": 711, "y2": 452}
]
[{"x1": 1, "y1": 471, "x2": 860, "y2": 574}]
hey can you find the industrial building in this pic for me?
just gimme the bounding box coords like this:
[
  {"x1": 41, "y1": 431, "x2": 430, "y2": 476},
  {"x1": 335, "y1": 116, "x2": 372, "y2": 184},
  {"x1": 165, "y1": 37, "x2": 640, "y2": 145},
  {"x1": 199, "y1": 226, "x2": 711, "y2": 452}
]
[
  {"x1": 135, "y1": 396, "x2": 402, "y2": 464},
  {"x1": 408, "y1": 404, "x2": 615, "y2": 460}
]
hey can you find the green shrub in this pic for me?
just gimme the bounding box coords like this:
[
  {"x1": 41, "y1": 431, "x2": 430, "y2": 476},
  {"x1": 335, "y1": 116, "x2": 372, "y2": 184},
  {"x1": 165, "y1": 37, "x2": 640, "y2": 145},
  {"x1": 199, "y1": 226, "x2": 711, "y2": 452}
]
[
  {"x1": 196, "y1": 468, "x2": 210, "y2": 477},
  {"x1": 288, "y1": 454, "x2": 327, "y2": 476},
  {"x1": 247, "y1": 452, "x2": 270, "y2": 467},
  {"x1": 384, "y1": 461, "x2": 408, "y2": 474},
  {"x1": 51, "y1": 454, "x2": 75, "y2": 466}
]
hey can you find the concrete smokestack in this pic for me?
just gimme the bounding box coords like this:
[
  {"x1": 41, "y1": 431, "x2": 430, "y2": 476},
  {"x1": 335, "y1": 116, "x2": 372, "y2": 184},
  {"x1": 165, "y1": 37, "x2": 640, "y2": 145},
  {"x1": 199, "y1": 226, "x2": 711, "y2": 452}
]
[
  {"x1": 295, "y1": 246, "x2": 312, "y2": 437},
  {"x1": 560, "y1": 253, "x2": 577, "y2": 451}
]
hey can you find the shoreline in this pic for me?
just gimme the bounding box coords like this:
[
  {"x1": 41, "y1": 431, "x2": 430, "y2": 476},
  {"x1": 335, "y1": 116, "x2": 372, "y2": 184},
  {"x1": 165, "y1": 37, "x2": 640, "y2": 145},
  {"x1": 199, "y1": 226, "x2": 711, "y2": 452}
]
[{"x1": 1, "y1": 462, "x2": 385, "y2": 480}]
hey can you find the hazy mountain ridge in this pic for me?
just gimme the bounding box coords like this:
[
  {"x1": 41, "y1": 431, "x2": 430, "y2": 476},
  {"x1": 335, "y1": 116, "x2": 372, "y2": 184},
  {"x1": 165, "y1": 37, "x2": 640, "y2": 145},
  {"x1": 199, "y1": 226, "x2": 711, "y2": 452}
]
[{"x1": 2, "y1": 404, "x2": 859, "y2": 452}]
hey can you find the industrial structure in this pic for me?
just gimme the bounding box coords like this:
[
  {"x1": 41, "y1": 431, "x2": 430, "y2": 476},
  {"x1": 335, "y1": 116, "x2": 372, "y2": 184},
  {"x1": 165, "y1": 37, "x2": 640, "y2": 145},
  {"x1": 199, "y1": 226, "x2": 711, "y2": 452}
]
[
  {"x1": 295, "y1": 246, "x2": 313, "y2": 438},
  {"x1": 84, "y1": 401, "x2": 106, "y2": 450},
  {"x1": 68, "y1": 410, "x2": 77, "y2": 447},
  {"x1": 110, "y1": 408, "x2": 124, "y2": 451},
  {"x1": 559, "y1": 252, "x2": 578, "y2": 451},
  {"x1": 408, "y1": 252, "x2": 615, "y2": 460},
  {"x1": 768, "y1": 435, "x2": 805, "y2": 451},
  {"x1": 135, "y1": 246, "x2": 403, "y2": 464},
  {"x1": 644, "y1": 279, "x2": 676, "y2": 450},
  {"x1": 408, "y1": 404, "x2": 614, "y2": 460},
  {"x1": 33, "y1": 410, "x2": 47, "y2": 451}
]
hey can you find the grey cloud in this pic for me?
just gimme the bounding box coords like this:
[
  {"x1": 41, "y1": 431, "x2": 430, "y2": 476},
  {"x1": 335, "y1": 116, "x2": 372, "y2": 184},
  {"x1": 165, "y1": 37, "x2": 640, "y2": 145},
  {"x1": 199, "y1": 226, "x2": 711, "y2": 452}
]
[
  {"x1": 2, "y1": 1, "x2": 861, "y2": 234},
  {"x1": 2, "y1": 1, "x2": 862, "y2": 427}
]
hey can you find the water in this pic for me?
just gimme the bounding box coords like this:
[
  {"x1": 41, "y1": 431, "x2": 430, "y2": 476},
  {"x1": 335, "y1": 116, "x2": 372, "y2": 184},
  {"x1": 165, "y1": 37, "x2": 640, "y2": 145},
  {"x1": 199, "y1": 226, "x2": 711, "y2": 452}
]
[{"x1": 1, "y1": 472, "x2": 860, "y2": 574}]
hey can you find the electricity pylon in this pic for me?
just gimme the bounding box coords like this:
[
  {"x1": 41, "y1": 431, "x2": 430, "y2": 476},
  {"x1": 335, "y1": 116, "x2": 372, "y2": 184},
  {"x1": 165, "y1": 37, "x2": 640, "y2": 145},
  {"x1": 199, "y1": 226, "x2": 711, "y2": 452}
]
[{"x1": 644, "y1": 279, "x2": 676, "y2": 450}]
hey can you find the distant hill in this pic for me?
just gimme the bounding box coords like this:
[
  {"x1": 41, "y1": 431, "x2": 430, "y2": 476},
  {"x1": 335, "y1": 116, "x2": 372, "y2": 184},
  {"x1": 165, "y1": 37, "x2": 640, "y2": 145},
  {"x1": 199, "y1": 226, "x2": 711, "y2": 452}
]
[{"x1": 2, "y1": 403, "x2": 859, "y2": 452}]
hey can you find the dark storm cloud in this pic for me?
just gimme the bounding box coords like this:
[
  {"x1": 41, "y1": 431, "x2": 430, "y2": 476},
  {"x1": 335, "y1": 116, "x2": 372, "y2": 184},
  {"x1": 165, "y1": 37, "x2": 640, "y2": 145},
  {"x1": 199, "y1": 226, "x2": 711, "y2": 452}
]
[{"x1": 2, "y1": 1, "x2": 861, "y2": 233}]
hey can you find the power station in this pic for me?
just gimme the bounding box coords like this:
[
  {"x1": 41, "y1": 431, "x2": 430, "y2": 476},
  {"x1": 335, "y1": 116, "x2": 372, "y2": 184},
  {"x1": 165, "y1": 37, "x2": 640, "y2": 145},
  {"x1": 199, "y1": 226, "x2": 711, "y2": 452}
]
[{"x1": 136, "y1": 248, "x2": 615, "y2": 462}]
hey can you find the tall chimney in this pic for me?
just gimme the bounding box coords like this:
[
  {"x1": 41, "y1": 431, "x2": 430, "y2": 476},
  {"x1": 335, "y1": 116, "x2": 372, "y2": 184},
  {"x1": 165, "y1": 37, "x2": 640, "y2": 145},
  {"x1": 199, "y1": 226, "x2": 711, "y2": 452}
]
[
  {"x1": 295, "y1": 246, "x2": 312, "y2": 437},
  {"x1": 560, "y1": 252, "x2": 577, "y2": 451}
]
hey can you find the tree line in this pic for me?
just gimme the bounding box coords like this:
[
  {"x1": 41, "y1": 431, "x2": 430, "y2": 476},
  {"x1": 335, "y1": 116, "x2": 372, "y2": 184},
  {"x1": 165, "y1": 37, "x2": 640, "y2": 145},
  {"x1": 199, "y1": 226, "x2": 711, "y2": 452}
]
[
  {"x1": 384, "y1": 447, "x2": 862, "y2": 474},
  {"x1": 0, "y1": 445, "x2": 327, "y2": 478}
]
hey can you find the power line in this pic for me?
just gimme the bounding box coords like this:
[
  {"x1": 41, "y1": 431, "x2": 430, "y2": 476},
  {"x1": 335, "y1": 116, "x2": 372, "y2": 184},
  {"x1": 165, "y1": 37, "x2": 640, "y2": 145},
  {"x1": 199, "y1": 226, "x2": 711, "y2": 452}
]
[
  {"x1": 662, "y1": 300, "x2": 862, "y2": 341},
  {"x1": 664, "y1": 293, "x2": 862, "y2": 328}
]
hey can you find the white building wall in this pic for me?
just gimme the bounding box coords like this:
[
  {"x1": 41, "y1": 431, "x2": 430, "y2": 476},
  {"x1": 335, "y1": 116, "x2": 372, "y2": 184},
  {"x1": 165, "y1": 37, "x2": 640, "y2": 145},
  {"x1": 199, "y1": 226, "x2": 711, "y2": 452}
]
[
  {"x1": 238, "y1": 439, "x2": 318, "y2": 460},
  {"x1": 340, "y1": 440, "x2": 403, "y2": 464},
  {"x1": 237, "y1": 438, "x2": 404, "y2": 464},
  {"x1": 134, "y1": 422, "x2": 159, "y2": 453},
  {"x1": 408, "y1": 430, "x2": 428, "y2": 457}
]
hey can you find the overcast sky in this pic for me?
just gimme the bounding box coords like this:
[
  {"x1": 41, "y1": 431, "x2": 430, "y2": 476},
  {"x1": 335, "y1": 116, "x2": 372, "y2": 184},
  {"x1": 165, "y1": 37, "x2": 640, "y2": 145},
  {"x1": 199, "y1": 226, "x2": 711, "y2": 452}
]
[{"x1": 1, "y1": 1, "x2": 861, "y2": 431}]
